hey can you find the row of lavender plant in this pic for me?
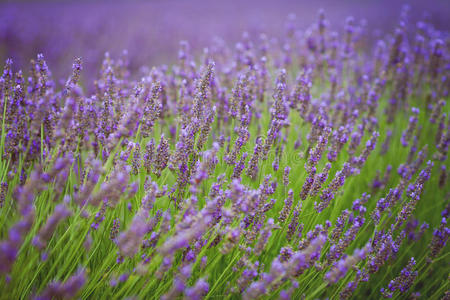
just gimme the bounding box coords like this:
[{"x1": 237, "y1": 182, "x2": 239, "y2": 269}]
[{"x1": 0, "y1": 8, "x2": 449, "y2": 299}]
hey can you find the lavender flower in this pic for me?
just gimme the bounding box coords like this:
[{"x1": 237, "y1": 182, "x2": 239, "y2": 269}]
[
  {"x1": 325, "y1": 244, "x2": 372, "y2": 284},
  {"x1": 0, "y1": 7, "x2": 448, "y2": 299},
  {"x1": 185, "y1": 278, "x2": 209, "y2": 300},
  {"x1": 0, "y1": 181, "x2": 7, "y2": 208},
  {"x1": 428, "y1": 216, "x2": 449, "y2": 261},
  {"x1": 246, "y1": 137, "x2": 263, "y2": 179},
  {"x1": 154, "y1": 135, "x2": 170, "y2": 177},
  {"x1": 144, "y1": 139, "x2": 155, "y2": 173},
  {"x1": 117, "y1": 211, "x2": 149, "y2": 257},
  {"x1": 381, "y1": 257, "x2": 417, "y2": 297},
  {"x1": 231, "y1": 153, "x2": 248, "y2": 179},
  {"x1": 278, "y1": 190, "x2": 294, "y2": 223},
  {"x1": 110, "y1": 218, "x2": 121, "y2": 241},
  {"x1": 401, "y1": 108, "x2": 419, "y2": 147},
  {"x1": 283, "y1": 166, "x2": 291, "y2": 186},
  {"x1": 32, "y1": 204, "x2": 72, "y2": 250},
  {"x1": 35, "y1": 268, "x2": 86, "y2": 300}
]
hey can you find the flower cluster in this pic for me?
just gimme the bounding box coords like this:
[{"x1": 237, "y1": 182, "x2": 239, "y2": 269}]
[{"x1": 0, "y1": 4, "x2": 448, "y2": 300}]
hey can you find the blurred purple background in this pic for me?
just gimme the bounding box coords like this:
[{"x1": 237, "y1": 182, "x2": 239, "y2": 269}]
[{"x1": 1, "y1": 0, "x2": 449, "y2": 81}]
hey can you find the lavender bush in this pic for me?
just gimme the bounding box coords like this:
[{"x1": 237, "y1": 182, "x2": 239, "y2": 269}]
[{"x1": 0, "y1": 2, "x2": 449, "y2": 299}]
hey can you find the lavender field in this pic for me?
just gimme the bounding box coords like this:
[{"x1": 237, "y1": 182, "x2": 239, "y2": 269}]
[{"x1": 0, "y1": 1, "x2": 449, "y2": 299}]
